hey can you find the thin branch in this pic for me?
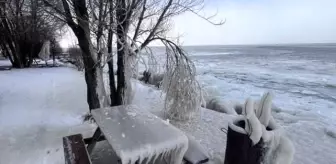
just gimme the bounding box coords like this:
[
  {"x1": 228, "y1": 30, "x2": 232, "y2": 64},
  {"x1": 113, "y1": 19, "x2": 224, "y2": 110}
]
[
  {"x1": 132, "y1": 0, "x2": 146, "y2": 44},
  {"x1": 139, "y1": 0, "x2": 173, "y2": 50},
  {"x1": 175, "y1": 3, "x2": 225, "y2": 25}
]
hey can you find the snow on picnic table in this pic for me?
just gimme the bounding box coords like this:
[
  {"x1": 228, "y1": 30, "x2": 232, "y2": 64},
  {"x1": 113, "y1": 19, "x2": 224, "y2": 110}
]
[{"x1": 1, "y1": 66, "x2": 336, "y2": 164}]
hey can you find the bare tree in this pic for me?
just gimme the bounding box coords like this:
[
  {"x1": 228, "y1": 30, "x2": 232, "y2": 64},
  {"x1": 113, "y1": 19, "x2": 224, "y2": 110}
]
[
  {"x1": 43, "y1": 0, "x2": 110, "y2": 110},
  {"x1": 112, "y1": 0, "x2": 223, "y2": 119},
  {"x1": 0, "y1": 0, "x2": 62, "y2": 68},
  {"x1": 44, "y1": 0, "x2": 223, "y2": 119}
]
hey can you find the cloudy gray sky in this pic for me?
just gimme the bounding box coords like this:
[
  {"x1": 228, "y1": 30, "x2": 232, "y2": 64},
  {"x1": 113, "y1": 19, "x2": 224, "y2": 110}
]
[
  {"x1": 172, "y1": 0, "x2": 336, "y2": 45},
  {"x1": 60, "y1": 0, "x2": 336, "y2": 47}
]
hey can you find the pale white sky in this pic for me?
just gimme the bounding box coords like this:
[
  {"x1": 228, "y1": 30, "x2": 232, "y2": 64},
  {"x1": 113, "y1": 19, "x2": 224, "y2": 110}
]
[
  {"x1": 60, "y1": 0, "x2": 336, "y2": 48},
  {"x1": 173, "y1": 0, "x2": 336, "y2": 45}
]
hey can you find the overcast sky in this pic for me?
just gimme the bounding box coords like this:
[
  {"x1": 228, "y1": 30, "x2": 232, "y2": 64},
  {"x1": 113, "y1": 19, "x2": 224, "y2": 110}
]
[
  {"x1": 60, "y1": 0, "x2": 336, "y2": 48},
  {"x1": 172, "y1": 0, "x2": 336, "y2": 45}
]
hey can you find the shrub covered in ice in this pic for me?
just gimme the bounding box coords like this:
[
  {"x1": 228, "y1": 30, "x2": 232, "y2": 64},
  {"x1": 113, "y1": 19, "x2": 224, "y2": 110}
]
[{"x1": 161, "y1": 46, "x2": 203, "y2": 120}]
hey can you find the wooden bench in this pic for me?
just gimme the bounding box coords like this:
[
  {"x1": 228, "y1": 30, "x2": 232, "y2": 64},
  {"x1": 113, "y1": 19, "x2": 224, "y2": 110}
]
[
  {"x1": 63, "y1": 105, "x2": 209, "y2": 164},
  {"x1": 63, "y1": 134, "x2": 92, "y2": 164},
  {"x1": 89, "y1": 105, "x2": 188, "y2": 164}
]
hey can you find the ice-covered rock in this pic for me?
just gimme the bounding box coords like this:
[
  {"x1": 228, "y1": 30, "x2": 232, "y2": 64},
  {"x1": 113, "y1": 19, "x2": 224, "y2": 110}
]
[
  {"x1": 205, "y1": 98, "x2": 237, "y2": 115},
  {"x1": 233, "y1": 93, "x2": 295, "y2": 163}
]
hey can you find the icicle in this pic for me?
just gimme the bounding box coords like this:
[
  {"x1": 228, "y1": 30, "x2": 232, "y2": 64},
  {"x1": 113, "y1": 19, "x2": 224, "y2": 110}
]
[
  {"x1": 243, "y1": 99, "x2": 262, "y2": 145},
  {"x1": 256, "y1": 92, "x2": 273, "y2": 126},
  {"x1": 152, "y1": 150, "x2": 160, "y2": 164},
  {"x1": 116, "y1": 129, "x2": 187, "y2": 164},
  {"x1": 242, "y1": 98, "x2": 254, "y2": 116}
]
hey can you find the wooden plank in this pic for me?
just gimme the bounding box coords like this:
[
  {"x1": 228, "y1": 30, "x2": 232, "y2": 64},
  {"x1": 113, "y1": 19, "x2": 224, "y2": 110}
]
[
  {"x1": 83, "y1": 135, "x2": 106, "y2": 145},
  {"x1": 63, "y1": 134, "x2": 92, "y2": 164},
  {"x1": 86, "y1": 127, "x2": 103, "y2": 154},
  {"x1": 224, "y1": 120, "x2": 265, "y2": 164}
]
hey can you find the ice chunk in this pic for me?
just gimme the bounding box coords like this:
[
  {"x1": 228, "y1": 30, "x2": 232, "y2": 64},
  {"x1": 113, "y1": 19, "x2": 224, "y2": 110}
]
[
  {"x1": 264, "y1": 134, "x2": 295, "y2": 164},
  {"x1": 256, "y1": 92, "x2": 273, "y2": 126},
  {"x1": 163, "y1": 119, "x2": 170, "y2": 125},
  {"x1": 243, "y1": 99, "x2": 262, "y2": 145},
  {"x1": 205, "y1": 98, "x2": 237, "y2": 115},
  {"x1": 325, "y1": 127, "x2": 336, "y2": 139},
  {"x1": 242, "y1": 98, "x2": 254, "y2": 116},
  {"x1": 127, "y1": 112, "x2": 137, "y2": 117}
]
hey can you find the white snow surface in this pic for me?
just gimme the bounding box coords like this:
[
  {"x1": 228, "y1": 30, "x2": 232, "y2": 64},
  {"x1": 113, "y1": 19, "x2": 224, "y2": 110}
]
[
  {"x1": 0, "y1": 67, "x2": 96, "y2": 164},
  {"x1": 0, "y1": 59, "x2": 12, "y2": 66},
  {"x1": 1, "y1": 66, "x2": 336, "y2": 164}
]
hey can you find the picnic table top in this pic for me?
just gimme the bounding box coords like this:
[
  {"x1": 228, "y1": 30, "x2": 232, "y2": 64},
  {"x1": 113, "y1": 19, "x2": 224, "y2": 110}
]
[{"x1": 91, "y1": 105, "x2": 188, "y2": 163}]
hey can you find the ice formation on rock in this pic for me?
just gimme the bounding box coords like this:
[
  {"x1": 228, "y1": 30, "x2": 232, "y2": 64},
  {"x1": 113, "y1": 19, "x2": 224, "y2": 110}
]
[
  {"x1": 205, "y1": 98, "x2": 237, "y2": 115},
  {"x1": 238, "y1": 92, "x2": 295, "y2": 164}
]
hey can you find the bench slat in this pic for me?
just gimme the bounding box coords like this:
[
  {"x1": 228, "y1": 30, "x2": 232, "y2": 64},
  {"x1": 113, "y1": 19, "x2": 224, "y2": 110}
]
[{"x1": 63, "y1": 134, "x2": 92, "y2": 164}]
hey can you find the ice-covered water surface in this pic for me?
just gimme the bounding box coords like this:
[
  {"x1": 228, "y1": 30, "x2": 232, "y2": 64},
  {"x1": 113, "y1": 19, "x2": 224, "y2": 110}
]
[
  {"x1": 187, "y1": 44, "x2": 336, "y2": 164},
  {"x1": 188, "y1": 45, "x2": 336, "y2": 118},
  {"x1": 141, "y1": 45, "x2": 336, "y2": 163}
]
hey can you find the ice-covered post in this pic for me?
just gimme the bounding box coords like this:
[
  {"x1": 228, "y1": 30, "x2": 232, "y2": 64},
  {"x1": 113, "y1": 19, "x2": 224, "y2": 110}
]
[
  {"x1": 224, "y1": 92, "x2": 294, "y2": 164},
  {"x1": 225, "y1": 116, "x2": 265, "y2": 164}
]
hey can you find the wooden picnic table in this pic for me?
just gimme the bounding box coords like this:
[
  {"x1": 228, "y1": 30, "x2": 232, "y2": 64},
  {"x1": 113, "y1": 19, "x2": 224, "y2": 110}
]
[
  {"x1": 87, "y1": 105, "x2": 188, "y2": 164},
  {"x1": 63, "y1": 105, "x2": 210, "y2": 164}
]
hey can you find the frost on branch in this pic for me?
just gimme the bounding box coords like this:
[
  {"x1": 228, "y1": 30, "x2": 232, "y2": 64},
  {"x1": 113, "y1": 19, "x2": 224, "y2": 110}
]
[{"x1": 160, "y1": 40, "x2": 203, "y2": 121}]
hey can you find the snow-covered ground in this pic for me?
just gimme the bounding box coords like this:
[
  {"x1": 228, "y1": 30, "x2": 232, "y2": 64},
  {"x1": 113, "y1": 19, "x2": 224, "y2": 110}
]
[
  {"x1": 1, "y1": 63, "x2": 336, "y2": 164},
  {"x1": 0, "y1": 67, "x2": 96, "y2": 164}
]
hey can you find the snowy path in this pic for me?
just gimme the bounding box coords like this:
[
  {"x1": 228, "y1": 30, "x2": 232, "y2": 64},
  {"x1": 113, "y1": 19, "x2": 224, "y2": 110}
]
[{"x1": 0, "y1": 68, "x2": 95, "y2": 164}]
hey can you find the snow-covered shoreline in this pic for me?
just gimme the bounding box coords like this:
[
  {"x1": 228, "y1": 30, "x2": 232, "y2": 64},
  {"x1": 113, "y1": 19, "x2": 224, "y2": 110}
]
[{"x1": 1, "y1": 66, "x2": 336, "y2": 164}]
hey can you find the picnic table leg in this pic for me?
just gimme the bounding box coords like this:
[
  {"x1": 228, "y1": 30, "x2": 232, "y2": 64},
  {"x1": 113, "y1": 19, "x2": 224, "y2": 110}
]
[{"x1": 87, "y1": 127, "x2": 103, "y2": 154}]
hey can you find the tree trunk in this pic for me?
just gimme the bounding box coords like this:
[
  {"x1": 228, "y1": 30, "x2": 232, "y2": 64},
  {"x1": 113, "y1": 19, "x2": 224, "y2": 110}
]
[
  {"x1": 75, "y1": 29, "x2": 108, "y2": 110},
  {"x1": 224, "y1": 119, "x2": 266, "y2": 164},
  {"x1": 107, "y1": 1, "x2": 119, "y2": 106},
  {"x1": 115, "y1": 0, "x2": 128, "y2": 105},
  {"x1": 107, "y1": 29, "x2": 118, "y2": 106},
  {"x1": 0, "y1": 19, "x2": 23, "y2": 68},
  {"x1": 52, "y1": 51, "x2": 55, "y2": 66},
  {"x1": 67, "y1": 0, "x2": 108, "y2": 110}
]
